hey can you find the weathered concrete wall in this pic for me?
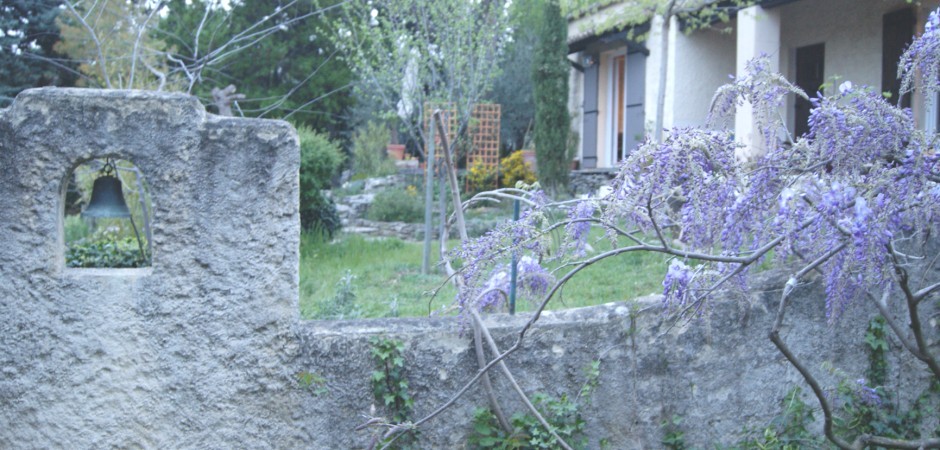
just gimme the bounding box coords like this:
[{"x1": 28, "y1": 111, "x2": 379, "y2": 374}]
[
  {"x1": 292, "y1": 268, "x2": 936, "y2": 449},
  {"x1": 0, "y1": 89, "x2": 935, "y2": 449},
  {"x1": 0, "y1": 88, "x2": 302, "y2": 448}
]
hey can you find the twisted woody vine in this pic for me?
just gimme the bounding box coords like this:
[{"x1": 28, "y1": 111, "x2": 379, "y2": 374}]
[{"x1": 361, "y1": 9, "x2": 940, "y2": 450}]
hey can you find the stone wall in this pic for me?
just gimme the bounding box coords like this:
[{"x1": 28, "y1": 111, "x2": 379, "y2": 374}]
[
  {"x1": 0, "y1": 89, "x2": 301, "y2": 448},
  {"x1": 569, "y1": 168, "x2": 617, "y2": 197},
  {"x1": 0, "y1": 89, "x2": 935, "y2": 449},
  {"x1": 290, "y1": 269, "x2": 936, "y2": 448}
]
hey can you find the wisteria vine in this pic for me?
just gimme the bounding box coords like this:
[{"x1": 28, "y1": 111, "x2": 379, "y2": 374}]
[{"x1": 440, "y1": 9, "x2": 940, "y2": 450}]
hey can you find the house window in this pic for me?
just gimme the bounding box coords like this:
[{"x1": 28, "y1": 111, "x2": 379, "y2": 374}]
[
  {"x1": 606, "y1": 50, "x2": 646, "y2": 166},
  {"x1": 63, "y1": 158, "x2": 153, "y2": 269},
  {"x1": 794, "y1": 43, "x2": 825, "y2": 137},
  {"x1": 608, "y1": 54, "x2": 627, "y2": 166}
]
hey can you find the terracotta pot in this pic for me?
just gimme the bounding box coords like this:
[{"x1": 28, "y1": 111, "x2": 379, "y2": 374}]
[{"x1": 386, "y1": 144, "x2": 406, "y2": 160}]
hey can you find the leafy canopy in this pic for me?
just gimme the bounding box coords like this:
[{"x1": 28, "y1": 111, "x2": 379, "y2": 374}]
[
  {"x1": 0, "y1": 0, "x2": 77, "y2": 106},
  {"x1": 330, "y1": 0, "x2": 511, "y2": 154}
]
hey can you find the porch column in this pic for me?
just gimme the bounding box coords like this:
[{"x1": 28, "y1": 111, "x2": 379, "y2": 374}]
[{"x1": 734, "y1": 4, "x2": 781, "y2": 160}]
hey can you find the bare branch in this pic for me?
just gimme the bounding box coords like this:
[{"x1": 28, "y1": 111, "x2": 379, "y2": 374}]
[
  {"x1": 914, "y1": 280, "x2": 940, "y2": 302},
  {"x1": 471, "y1": 312, "x2": 513, "y2": 433},
  {"x1": 866, "y1": 290, "x2": 922, "y2": 358},
  {"x1": 281, "y1": 83, "x2": 353, "y2": 120},
  {"x1": 888, "y1": 243, "x2": 940, "y2": 379},
  {"x1": 469, "y1": 308, "x2": 574, "y2": 450},
  {"x1": 128, "y1": 1, "x2": 163, "y2": 89},
  {"x1": 435, "y1": 111, "x2": 469, "y2": 242},
  {"x1": 64, "y1": 0, "x2": 112, "y2": 88}
]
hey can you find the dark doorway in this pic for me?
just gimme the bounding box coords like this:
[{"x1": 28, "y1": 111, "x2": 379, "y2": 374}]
[
  {"x1": 883, "y1": 8, "x2": 915, "y2": 108},
  {"x1": 795, "y1": 43, "x2": 825, "y2": 137}
]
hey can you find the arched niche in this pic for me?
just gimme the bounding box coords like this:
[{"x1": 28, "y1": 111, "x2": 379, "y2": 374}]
[{"x1": 59, "y1": 156, "x2": 153, "y2": 270}]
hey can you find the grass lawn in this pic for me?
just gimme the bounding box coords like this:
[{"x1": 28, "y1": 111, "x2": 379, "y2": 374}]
[
  {"x1": 299, "y1": 232, "x2": 459, "y2": 319},
  {"x1": 299, "y1": 228, "x2": 669, "y2": 320}
]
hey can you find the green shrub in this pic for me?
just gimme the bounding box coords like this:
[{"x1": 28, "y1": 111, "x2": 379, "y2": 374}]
[
  {"x1": 366, "y1": 185, "x2": 424, "y2": 223},
  {"x1": 67, "y1": 237, "x2": 146, "y2": 268},
  {"x1": 499, "y1": 150, "x2": 537, "y2": 188},
  {"x1": 467, "y1": 160, "x2": 497, "y2": 194},
  {"x1": 302, "y1": 194, "x2": 342, "y2": 238},
  {"x1": 297, "y1": 125, "x2": 345, "y2": 235},
  {"x1": 66, "y1": 223, "x2": 149, "y2": 268},
  {"x1": 352, "y1": 121, "x2": 398, "y2": 178}
]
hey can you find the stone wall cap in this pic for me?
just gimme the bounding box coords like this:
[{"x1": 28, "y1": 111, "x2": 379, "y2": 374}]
[
  {"x1": 298, "y1": 298, "x2": 666, "y2": 338},
  {"x1": 7, "y1": 87, "x2": 200, "y2": 105}
]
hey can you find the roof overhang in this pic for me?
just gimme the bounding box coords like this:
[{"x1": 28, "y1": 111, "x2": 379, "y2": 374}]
[
  {"x1": 759, "y1": 0, "x2": 803, "y2": 8},
  {"x1": 569, "y1": 0, "x2": 807, "y2": 47},
  {"x1": 568, "y1": 23, "x2": 650, "y2": 55},
  {"x1": 675, "y1": 0, "x2": 804, "y2": 32}
]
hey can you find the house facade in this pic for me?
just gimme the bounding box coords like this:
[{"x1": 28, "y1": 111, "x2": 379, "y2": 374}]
[{"x1": 568, "y1": 0, "x2": 940, "y2": 169}]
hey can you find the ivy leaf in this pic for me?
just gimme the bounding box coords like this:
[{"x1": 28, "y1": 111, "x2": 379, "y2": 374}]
[
  {"x1": 473, "y1": 421, "x2": 493, "y2": 436},
  {"x1": 864, "y1": 333, "x2": 888, "y2": 351}
]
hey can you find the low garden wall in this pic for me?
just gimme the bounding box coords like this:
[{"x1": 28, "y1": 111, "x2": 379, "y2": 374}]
[
  {"x1": 0, "y1": 89, "x2": 935, "y2": 449},
  {"x1": 569, "y1": 168, "x2": 617, "y2": 197},
  {"x1": 292, "y1": 268, "x2": 935, "y2": 448}
]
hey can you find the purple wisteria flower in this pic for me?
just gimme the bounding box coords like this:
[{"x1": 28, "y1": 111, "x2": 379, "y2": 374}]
[
  {"x1": 708, "y1": 55, "x2": 803, "y2": 146},
  {"x1": 662, "y1": 260, "x2": 693, "y2": 310},
  {"x1": 450, "y1": 189, "x2": 559, "y2": 317},
  {"x1": 517, "y1": 256, "x2": 552, "y2": 298},
  {"x1": 565, "y1": 200, "x2": 595, "y2": 256},
  {"x1": 855, "y1": 378, "x2": 882, "y2": 405},
  {"x1": 477, "y1": 268, "x2": 510, "y2": 312},
  {"x1": 900, "y1": 8, "x2": 940, "y2": 96}
]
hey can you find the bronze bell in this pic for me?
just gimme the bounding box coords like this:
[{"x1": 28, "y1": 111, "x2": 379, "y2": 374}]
[{"x1": 81, "y1": 175, "x2": 132, "y2": 218}]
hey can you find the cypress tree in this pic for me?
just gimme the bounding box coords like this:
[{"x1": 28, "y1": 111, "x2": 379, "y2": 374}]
[{"x1": 532, "y1": 0, "x2": 570, "y2": 194}]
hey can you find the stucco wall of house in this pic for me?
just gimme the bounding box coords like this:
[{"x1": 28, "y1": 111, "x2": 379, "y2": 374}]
[
  {"x1": 572, "y1": 0, "x2": 940, "y2": 167},
  {"x1": 778, "y1": 0, "x2": 923, "y2": 129},
  {"x1": 644, "y1": 14, "x2": 666, "y2": 147},
  {"x1": 668, "y1": 19, "x2": 737, "y2": 129},
  {"x1": 568, "y1": 66, "x2": 584, "y2": 155}
]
